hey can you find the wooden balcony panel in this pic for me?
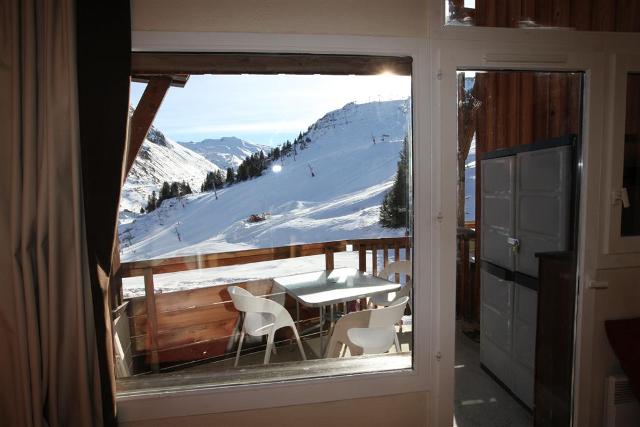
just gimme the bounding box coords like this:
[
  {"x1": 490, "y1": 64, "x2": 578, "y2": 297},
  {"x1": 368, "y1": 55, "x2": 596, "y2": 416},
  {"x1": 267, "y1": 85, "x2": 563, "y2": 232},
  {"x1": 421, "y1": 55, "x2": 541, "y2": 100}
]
[{"x1": 128, "y1": 279, "x2": 275, "y2": 317}]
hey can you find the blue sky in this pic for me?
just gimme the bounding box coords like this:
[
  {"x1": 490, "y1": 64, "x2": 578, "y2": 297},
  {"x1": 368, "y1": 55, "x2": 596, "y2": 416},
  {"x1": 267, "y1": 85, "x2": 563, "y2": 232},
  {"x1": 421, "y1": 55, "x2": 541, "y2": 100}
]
[{"x1": 130, "y1": 74, "x2": 411, "y2": 146}]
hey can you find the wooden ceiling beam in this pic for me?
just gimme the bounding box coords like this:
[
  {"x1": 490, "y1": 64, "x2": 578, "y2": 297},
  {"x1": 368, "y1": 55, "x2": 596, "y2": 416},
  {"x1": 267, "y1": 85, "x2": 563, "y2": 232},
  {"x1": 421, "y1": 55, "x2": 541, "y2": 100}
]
[
  {"x1": 132, "y1": 53, "x2": 412, "y2": 76},
  {"x1": 126, "y1": 76, "x2": 172, "y2": 175}
]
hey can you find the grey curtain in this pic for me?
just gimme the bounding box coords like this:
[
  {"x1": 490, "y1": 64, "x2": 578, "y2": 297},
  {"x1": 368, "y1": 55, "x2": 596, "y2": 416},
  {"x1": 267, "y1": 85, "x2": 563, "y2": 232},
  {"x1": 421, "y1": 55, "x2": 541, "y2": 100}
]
[{"x1": 0, "y1": 0, "x2": 107, "y2": 425}]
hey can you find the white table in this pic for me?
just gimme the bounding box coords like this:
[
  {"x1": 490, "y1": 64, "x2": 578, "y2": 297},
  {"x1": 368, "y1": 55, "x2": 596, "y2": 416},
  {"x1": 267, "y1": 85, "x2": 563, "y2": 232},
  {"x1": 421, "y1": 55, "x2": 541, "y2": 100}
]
[{"x1": 273, "y1": 268, "x2": 401, "y2": 354}]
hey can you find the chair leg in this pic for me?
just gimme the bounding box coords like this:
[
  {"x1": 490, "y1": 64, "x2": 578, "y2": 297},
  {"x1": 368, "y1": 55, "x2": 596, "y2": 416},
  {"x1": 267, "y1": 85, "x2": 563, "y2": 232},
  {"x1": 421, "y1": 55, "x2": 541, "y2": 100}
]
[
  {"x1": 394, "y1": 333, "x2": 401, "y2": 353},
  {"x1": 292, "y1": 327, "x2": 307, "y2": 361},
  {"x1": 264, "y1": 331, "x2": 275, "y2": 365},
  {"x1": 340, "y1": 343, "x2": 347, "y2": 357},
  {"x1": 234, "y1": 329, "x2": 245, "y2": 368}
]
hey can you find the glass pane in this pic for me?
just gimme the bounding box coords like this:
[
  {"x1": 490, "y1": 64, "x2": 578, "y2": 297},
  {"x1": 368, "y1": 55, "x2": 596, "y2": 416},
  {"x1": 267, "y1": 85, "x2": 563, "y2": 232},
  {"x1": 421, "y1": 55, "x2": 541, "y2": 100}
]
[
  {"x1": 446, "y1": 0, "x2": 640, "y2": 32},
  {"x1": 455, "y1": 70, "x2": 583, "y2": 425},
  {"x1": 115, "y1": 69, "x2": 414, "y2": 390},
  {"x1": 622, "y1": 73, "x2": 640, "y2": 236}
]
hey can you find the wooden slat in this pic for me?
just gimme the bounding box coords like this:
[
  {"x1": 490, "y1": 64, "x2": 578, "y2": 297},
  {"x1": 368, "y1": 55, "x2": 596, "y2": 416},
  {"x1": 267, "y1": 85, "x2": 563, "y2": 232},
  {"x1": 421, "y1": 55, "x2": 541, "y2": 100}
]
[
  {"x1": 371, "y1": 247, "x2": 378, "y2": 276},
  {"x1": 122, "y1": 240, "x2": 347, "y2": 277},
  {"x1": 132, "y1": 301, "x2": 238, "y2": 333},
  {"x1": 325, "y1": 249, "x2": 334, "y2": 271},
  {"x1": 494, "y1": 0, "x2": 508, "y2": 27},
  {"x1": 126, "y1": 76, "x2": 172, "y2": 175},
  {"x1": 132, "y1": 318, "x2": 238, "y2": 352},
  {"x1": 591, "y1": 0, "x2": 615, "y2": 31},
  {"x1": 508, "y1": 74, "x2": 520, "y2": 147},
  {"x1": 143, "y1": 269, "x2": 160, "y2": 372},
  {"x1": 128, "y1": 280, "x2": 274, "y2": 317},
  {"x1": 506, "y1": 0, "x2": 521, "y2": 27},
  {"x1": 383, "y1": 246, "x2": 389, "y2": 270},
  {"x1": 549, "y1": 73, "x2": 568, "y2": 138},
  {"x1": 519, "y1": 73, "x2": 535, "y2": 145},
  {"x1": 394, "y1": 244, "x2": 401, "y2": 283},
  {"x1": 534, "y1": 73, "x2": 551, "y2": 141},
  {"x1": 571, "y1": 0, "x2": 591, "y2": 30},
  {"x1": 358, "y1": 247, "x2": 367, "y2": 273},
  {"x1": 132, "y1": 53, "x2": 413, "y2": 77}
]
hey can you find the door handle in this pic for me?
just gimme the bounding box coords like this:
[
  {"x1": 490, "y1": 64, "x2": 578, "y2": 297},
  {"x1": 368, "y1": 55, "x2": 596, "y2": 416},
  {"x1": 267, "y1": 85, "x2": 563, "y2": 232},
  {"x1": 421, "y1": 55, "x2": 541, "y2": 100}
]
[{"x1": 507, "y1": 237, "x2": 520, "y2": 254}]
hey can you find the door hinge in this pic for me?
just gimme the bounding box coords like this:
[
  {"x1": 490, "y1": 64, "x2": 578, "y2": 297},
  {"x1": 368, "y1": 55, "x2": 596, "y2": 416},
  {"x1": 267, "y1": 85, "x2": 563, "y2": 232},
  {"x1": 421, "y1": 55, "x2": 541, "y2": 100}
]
[
  {"x1": 436, "y1": 212, "x2": 444, "y2": 223},
  {"x1": 435, "y1": 351, "x2": 442, "y2": 362},
  {"x1": 436, "y1": 69, "x2": 443, "y2": 81}
]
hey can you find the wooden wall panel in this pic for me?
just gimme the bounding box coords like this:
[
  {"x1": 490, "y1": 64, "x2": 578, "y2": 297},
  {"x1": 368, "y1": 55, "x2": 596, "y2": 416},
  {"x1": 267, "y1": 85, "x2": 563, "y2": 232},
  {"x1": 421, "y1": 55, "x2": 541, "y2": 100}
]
[{"x1": 472, "y1": 71, "x2": 581, "y2": 152}]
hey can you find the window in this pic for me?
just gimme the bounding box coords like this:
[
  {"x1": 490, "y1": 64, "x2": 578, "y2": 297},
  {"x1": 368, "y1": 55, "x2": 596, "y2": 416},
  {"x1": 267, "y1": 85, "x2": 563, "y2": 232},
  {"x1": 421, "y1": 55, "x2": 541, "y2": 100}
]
[
  {"x1": 621, "y1": 73, "x2": 640, "y2": 237},
  {"x1": 114, "y1": 54, "x2": 416, "y2": 395},
  {"x1": 445, "y1": 0, "x2": 640, "y2": 31}
]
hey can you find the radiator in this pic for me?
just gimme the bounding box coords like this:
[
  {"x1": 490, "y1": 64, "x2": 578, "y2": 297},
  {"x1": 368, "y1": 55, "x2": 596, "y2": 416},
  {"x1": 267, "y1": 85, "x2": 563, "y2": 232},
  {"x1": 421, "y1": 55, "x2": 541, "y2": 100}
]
[{"x1": 604, "y1": 374, "x2": 640, "y2": 427}]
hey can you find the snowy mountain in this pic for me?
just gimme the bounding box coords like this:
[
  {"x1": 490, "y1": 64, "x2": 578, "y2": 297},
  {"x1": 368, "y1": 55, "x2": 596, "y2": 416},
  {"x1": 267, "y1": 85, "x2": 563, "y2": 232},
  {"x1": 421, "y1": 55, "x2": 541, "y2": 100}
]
[
  {"x1": 119, "y1": 123, "x2": 221, "y2": 216},
  {"x1": 119, "y1": 99, "x2": 411, "y2": 263},
  {"x1": 178, "y1": 137, "x2": 269, "y2": 170}
]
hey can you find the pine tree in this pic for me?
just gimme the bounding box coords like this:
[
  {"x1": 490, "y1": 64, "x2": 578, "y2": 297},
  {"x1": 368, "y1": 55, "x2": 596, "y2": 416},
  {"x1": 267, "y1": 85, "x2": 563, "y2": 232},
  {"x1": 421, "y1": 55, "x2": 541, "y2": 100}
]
[
  {"x1": 170, "y1": 182, "x2": 180, "y2": 198},
  {"x1": 380, "y1": 137, "x2": 409, "y2": 228},
  {"x1": 226, "y1": 167, "x2": 235, "y2": 185},
  {"x1": 159, "y1": 181, "x2": 171, "y2": 204},
  {"x1": 145, "y1": 190, "x2": 158, "y2": 213}
]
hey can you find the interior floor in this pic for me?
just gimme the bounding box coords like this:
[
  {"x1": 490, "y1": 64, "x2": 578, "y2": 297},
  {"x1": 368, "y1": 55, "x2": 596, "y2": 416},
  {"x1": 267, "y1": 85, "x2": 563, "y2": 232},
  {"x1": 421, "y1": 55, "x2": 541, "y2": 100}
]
[{"x1": 454, "y1": 323, "x2": 532, "y2": 427}]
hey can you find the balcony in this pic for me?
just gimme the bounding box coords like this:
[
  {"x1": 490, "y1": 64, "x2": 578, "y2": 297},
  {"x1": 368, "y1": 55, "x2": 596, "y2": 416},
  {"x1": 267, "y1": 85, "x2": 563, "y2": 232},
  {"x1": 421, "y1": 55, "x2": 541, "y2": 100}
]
[{"x1": 113, "y1": 236, "x2": 413, "y2": 390}]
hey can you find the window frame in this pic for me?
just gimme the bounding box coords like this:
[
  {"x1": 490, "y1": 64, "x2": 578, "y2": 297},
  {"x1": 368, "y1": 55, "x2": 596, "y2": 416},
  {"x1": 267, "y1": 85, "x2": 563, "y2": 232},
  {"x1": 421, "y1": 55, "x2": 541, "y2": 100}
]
[
  {"x1": 116, "y1": 31, "x2": 434, "y2": 423},
  {"x1": 428, "y1": 6, "x2": 640, "y2": 424},
  {"x1": 603, "y1": 54, "x2": 640, "y2": 254}
]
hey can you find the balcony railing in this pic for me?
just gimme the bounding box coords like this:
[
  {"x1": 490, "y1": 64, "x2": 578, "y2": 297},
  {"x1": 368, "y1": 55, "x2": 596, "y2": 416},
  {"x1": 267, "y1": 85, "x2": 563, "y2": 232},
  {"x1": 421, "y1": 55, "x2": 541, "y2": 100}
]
[{"x1": 115, "y1": 236, "x2": 411, "y2": 375}]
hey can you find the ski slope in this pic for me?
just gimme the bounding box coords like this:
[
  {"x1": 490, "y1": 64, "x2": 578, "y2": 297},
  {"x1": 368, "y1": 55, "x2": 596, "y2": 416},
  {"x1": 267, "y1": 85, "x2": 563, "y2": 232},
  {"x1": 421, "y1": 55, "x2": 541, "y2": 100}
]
[
  {"x1": 120, "y1": 130, "x2": 220, "y2": 215},
  {"x1": 119, "y1": 99, "x2": 411, "y2": 296}
]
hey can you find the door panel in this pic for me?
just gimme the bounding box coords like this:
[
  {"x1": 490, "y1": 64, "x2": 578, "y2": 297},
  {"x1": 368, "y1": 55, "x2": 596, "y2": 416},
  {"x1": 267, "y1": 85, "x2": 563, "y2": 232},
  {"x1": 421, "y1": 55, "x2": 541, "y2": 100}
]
[
  {"x1": 481, "y1": 156, "x2": 516, "y2": 270},
  {"x1": 515, "y1": 146, "x2": 572, "y2": 277}
]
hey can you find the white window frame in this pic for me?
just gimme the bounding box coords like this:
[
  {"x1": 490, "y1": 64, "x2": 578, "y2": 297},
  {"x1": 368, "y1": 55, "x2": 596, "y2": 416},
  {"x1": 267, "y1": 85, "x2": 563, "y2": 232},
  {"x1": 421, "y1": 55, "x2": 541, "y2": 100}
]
[
  {"x1": 603, "y1": 54, "x2": 640, "y2": 254},
  {"x1": 119, "y1": 9, "x2": 640, "y2": 425},
  {"x1": 117, "y1": 31, "x2": 436, "y2": 423}
]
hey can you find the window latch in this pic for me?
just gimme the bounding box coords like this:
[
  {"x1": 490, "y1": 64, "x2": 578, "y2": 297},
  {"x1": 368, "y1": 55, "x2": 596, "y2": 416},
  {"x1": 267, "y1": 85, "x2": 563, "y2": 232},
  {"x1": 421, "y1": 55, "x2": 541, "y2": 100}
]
[{"x1": 611, "y1": 188, "x2": 631, "y2": 208}]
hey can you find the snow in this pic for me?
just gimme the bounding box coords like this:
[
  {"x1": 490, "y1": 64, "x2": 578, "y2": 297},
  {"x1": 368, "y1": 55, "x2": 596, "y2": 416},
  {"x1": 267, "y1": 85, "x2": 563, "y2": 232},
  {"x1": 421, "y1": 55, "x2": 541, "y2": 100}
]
[
  {"x1": 178, "y1": 136, "x2": 270, "y2": 170},
  {"x1": 120, "y1": 135, "x2": 220, "y2": 214},
  {"x1": 119, "y1": 99, "x2": 411, "y2": 297}
]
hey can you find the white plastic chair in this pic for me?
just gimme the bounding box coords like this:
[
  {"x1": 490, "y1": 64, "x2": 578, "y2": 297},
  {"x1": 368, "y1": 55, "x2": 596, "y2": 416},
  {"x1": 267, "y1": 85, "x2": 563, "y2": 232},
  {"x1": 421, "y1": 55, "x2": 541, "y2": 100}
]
[
  {"x1": 325, "y1": 296, "x2": 409, "y2": 357},
  {"x1": 369, "y1": 260, "x2": 412, "y2": 311},
  {"x1": 228, "y1": 286, "x2": 306, "y2": 367}
]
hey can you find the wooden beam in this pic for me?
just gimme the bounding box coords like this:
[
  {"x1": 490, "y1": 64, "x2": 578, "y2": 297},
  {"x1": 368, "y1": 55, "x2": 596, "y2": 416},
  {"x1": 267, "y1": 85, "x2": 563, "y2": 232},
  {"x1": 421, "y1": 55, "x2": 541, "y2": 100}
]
[
  {"x1": 126, "y1": 76, "x2": 172, "y2": 175},
  {"x1": 143, "y1": 268, "x2": 160, "y2": 372},
  {"x1": 132, "y1": 53, "x2": 413, "y2": 76},
  {"x1": 324, "y1": 249, "x2": 335, "y2": 271}
]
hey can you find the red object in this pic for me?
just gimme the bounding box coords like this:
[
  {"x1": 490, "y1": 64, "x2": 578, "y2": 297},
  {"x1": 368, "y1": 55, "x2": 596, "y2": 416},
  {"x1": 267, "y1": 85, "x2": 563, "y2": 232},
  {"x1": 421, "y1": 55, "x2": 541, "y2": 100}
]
[{"x1": 605, "y1": 317, "x2": 640, "y2": 400}]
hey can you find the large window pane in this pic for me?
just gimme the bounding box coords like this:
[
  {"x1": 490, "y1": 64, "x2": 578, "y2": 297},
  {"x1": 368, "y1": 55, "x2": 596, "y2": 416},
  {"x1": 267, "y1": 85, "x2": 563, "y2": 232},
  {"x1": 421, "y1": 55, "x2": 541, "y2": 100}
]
[{"x1": 115, "y1": 67, "x2": 414, "y2": 391}]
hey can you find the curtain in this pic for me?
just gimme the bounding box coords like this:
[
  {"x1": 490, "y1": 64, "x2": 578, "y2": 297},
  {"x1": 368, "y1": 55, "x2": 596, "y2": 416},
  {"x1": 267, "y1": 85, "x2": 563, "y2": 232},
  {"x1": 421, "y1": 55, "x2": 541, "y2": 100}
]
[{"x1": 0, "y1": 0, "x2": 130, "y2": 425}]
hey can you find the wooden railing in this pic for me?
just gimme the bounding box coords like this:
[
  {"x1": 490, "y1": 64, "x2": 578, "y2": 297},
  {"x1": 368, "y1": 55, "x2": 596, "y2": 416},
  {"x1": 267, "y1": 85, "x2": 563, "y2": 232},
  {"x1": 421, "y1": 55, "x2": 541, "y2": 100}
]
[{"x1": 119, "y1": 237, "x2": 411, "y2": 374}]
